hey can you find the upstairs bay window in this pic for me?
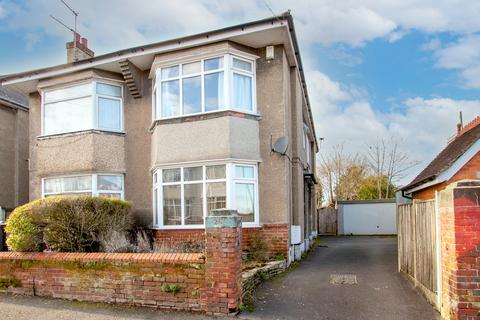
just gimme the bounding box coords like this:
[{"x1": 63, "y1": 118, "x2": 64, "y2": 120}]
[
  {"x1": 154, "y1": 54, "x2": 255, "y2": 119},
  {"x1": 152, "y1": 163, "x2": 258, "y2": 228},
  {"x1": 42, "y1": 81, "x2": 123, "y2": 136}
]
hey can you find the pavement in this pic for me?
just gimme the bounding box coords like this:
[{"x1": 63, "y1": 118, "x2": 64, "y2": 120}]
[
  {"x1": 0, "y1": 294, "x2": 225, "y2": 320},
  {"x1": 0, "y1": 236, "x2": 440, "y2": 320},
  {"x1": 242, "y1": 236, "x2": 441, "y2": 320}
]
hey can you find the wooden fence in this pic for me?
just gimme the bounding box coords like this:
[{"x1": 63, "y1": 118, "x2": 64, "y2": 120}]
[
  {"x1": 397, "y1": 201, "x2": 438, "y2": 304},
  {"x1": 318, "y1": 207, "x2": 337, "y2": 235}
]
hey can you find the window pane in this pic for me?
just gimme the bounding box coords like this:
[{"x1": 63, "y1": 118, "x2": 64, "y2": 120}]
[
  {"x1": 235, "y1": 183, "x2": 255, "y2": 222},
  {"x1": 184, "y1": 167, "x2": 203, "y2": 181},
  {"x1": 204, "y1": 72, "x2": 224, "y2": 112},
  {"x1": 44, "y1": 83, "x2": 92, "y2": 103},
  {"x1": 44, "y1": 176, "x2": 92, "y2": 193},
  {"x1": 233, "y1": 58, "x2": 252, "y2": 72},
  {"x1": 182, "y1": 61, "x2": 201, "y2": 75},
  {"x1": 45, "y1": 192, "x2": 91, "y2": 198},
  {"x1": 206, "y1": 165, "x2": 226, "y2": 180},
  {"x1": 163, "y1": 185, "x2": 181, "y2": 225},
  {"x1": 163, "y1": 168, "x2": 181, "y2": 182},
  {"x1": 207, "y1": 182, "x2": 226, "y2": 215},
  {"x1": 161, "y1": 80, "x2": 180, "y2": 117},
  {"x1": 204, "y1": 57, "x2": 223, "y2": 71},
  {"x1": 44, "y1": 97, "x2": 92, "y2": 135},
  {"x1": 233, "y1": 73, "x2": 253, "y2": 111},
  {"x1": 96, "y1": 83, "x2": 121, "y2": 97},
  {"x1": 98, "y1": 193, "x2": 121, "y2": 199},
  {"x1": 235, "y1": 165, "x2": 254, "y2": 178},
  {"x1": 98, "y1": 175, "x2": 122, "y2": 191},
  {"x1": 161, "y1": 65, "x2": 179, "y2": 79},
  {"x1": 185, "y1": 183, "x2": 203, "y2": 225},
  {"x1": 154, "y1": 188, "x2": 158, "y2": 225},
  {"x1": 98, "y1": 97, "x2": 121, "y2": 130},
  {"x1": 182, "y1": 76, "x2": 201, "y2": 114}
]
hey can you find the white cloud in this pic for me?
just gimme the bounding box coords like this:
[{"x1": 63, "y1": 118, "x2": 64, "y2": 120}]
[
  {"x1": 308, "y1": 71, "x2": 480, "y2": 185},
  {"x1": 433, "y1": 35, "x2": 480, "y2": 88}
]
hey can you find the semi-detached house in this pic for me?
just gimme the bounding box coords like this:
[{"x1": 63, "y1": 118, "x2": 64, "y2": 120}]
[{"x1": 0, "y1": 12, "x2": 318, "y2": 260}]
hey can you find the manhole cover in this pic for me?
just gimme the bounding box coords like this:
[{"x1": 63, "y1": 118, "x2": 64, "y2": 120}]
[{"x1": 330, "y1": 274, "x2": 357, "y2": 285}]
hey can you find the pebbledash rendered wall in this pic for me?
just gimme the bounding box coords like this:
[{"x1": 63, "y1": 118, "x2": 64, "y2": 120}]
[{"x1": 0, "y1": 212, "x2": 244, "y2": 315}]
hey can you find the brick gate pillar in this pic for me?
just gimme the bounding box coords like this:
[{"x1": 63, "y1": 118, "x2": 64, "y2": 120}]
[
  {"x1": 440, "y1": 181, "x2": 480, "y2": 320},
  {"x1": 204, "y1": 209, "x2": 242, "y2": 315}
]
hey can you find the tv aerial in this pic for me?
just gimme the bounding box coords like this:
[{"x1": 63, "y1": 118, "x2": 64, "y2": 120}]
[{"x1": 50, "y1": 0, "x2": 80, "y2": 62}]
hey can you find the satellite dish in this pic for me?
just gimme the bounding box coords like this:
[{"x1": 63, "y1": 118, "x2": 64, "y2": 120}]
[{"x1": 272, "y1": 136, "x2": 289, "y2": 155}]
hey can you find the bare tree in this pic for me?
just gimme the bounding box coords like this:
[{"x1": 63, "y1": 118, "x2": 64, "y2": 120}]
[
  {"x1": 317, "y1": 144, "x2": 366, "y2": 204},
  {"x1": 365, "y1": 137, "x2": 419, "y2": 199}
]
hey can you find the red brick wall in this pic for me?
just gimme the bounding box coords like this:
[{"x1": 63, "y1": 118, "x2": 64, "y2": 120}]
[
  {"x1": 153, "y1": 223, "x2": 289, "y2": 257},
  {"x1": 242, "y1": 224, "x2": 289, "y2": 257},
  {"x1": 440, "y1": 182, "x2": 480, "y2": 320},
  {"x1": 0, "y1": 252, "x2": 205, "y2": 312},
  {"x1": 450, "y1": 151, "x2": 480, "y2": 182},
  {"x1": 204, "y1": 219, "x2": 243, "y2": 314}
]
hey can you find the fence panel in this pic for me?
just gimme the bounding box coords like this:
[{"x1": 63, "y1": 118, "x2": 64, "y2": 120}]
[
  {"x1": 318, "y1": 207, "x2": 337, "y2": 235},
  {"x1": 414, "y1": 200, "x2": 437, "y2": 293},
  {"x1": 397, "y1": 204, "x2": 415, "y2": 276}
]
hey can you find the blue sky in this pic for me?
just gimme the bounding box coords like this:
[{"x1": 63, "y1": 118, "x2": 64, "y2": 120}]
[{"x1": 1, "y1": 0, "x2": 480, "y2": 185}]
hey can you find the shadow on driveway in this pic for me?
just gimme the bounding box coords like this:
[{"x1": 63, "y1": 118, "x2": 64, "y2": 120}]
[{"x1": 241, "y1": 236, "x2": 441, "y2": 320}]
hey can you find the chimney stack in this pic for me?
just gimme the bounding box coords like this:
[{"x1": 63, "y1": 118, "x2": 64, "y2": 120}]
[
  {"x1": 456, "y1": 111, "x2": 464, "y2": 136},
  {"x1": 66, "y1": 33, "x2": 94, "y2": 63}
]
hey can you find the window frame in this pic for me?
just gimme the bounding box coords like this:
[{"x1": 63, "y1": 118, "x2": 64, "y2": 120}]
[
  {"x1": 41, "y1": 173, "x2": 124, "y2": 200},
  {"x1": 41, "y1": 80, "x2": 124, "y2": 136},
  {"x1": 153, "y1": 53, "x2": 257, "y2": 121},
  {"x1": 152, "y1": 161, "x2": 259, "y2": 229}
]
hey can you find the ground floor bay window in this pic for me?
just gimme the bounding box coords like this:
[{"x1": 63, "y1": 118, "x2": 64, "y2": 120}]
[
  {"x1": 153, "y1": 162, "x2": 258, "y2": 228},
  {"x1": 42, "y1": 174, "x2": 124, "y2": 199}
]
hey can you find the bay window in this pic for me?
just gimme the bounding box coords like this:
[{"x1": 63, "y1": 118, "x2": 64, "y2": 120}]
[
  {"x1": 153, "y1": 163, "x2": 258, "y2": 228},
  {"x1": 154, "y1": 54, "x2": 255, "y2": 119},
  {"x1": 42, "y1": 81, "x2": 123, "y2": 135},
  {"x1": 42, "y1": 174, "x2": 124, "y2": 199}
]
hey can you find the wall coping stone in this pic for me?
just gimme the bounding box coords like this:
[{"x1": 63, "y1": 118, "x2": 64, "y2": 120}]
[
  {"x1": 0, "y1": 252, "x2": 205, "y2": 263},
  {"x1": 206, "y1": 209, "x2": 241, "y2": 228}
]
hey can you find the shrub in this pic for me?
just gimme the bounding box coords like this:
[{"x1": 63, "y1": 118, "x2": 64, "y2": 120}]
[
  {"x1": 5, "y1": 198, "x2": 53, "y2": 252},
  {"x1": 245, "y1": 233, "x2": 269, "y2": 263},
  {"x1": 6, "y1": 196, "x2": 134, "y2": 252},
  {"x1": 42, "y1": 196, "x2": 133, "y2": 252}
]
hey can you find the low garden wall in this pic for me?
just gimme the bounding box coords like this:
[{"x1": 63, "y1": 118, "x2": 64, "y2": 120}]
[
  {"x1": 0, "y1": 210, "x2": 246, "y2": 315},
  {"x1": 242, "y1": 260, "x2": 287, "y2": 300},
  {"x1": 0, "y1": 252, "x2": 205, "y2": 311}
]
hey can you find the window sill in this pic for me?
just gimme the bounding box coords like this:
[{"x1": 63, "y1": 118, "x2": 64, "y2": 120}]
[
  {"x1": 151, "y1": 223, "x2": 261, "y2": 230},
  {"x1": 37, "y1": 129, "x2": 126, "y2": 141},
  {"x1": 149, "y1": 109, "x2": 262, "y2": 130}
]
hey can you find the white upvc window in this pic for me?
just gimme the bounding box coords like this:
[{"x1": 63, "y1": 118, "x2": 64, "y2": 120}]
[
  {"x1": 152, "y1": 162, "x2": 259, "y2": 229},
  {"x1": 42, "y1": 174, "x2": 124, "y2": 199},
  {"x1": 153, "y1": 54, "x2": 256, "y2": 120},
  {"x1": 42, "y1": 81, "x2": 124, "y2": 136}
]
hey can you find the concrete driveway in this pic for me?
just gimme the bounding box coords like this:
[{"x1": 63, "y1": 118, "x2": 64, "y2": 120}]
[{"x1": 242, "y1": 236, "x2": 440, "y2": 320}]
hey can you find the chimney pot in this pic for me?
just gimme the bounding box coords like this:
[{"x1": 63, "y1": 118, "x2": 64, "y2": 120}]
[
  {"x1": 81, "y1": 38, "x2": 88, "y2": 48},
  {"x1": 75, "y1": 33, "x2": 81, "y2": 42},
  {"x1": 457, "y1": 123, "x2": 462, "y2": 135}
]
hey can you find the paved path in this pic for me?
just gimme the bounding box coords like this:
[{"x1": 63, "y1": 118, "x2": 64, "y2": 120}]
[{"x1": 242, "y1": 236, "x2": 441, "y2": 320}]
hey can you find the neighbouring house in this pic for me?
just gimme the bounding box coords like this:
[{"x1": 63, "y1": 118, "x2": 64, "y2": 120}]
[
  {"x1": 0, "y1": 86, "x2": 29, "y2": 249},
  {"x1": 0, "y1": 12, "x2": 318, "y2": 261},
  {"x1": 398, "y1": 116, "x2": 480, "y2": 319}
]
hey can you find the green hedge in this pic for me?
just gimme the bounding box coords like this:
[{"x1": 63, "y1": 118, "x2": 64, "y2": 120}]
[{"x1": 6, "y1": 196, "x2": 133, "y2": 252}]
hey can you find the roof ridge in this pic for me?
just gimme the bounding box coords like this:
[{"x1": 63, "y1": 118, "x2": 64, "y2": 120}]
[{"x1": 459, "y1": 115, "x2": 480, "y2": 137}]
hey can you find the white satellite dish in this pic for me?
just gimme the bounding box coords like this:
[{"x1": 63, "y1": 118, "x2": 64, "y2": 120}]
[{"x1": 272, "y1": 136, "x2": 289, "y2": 155}]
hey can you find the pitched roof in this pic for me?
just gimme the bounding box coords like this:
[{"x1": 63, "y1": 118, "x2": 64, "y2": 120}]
[
  {"x1": 0, "y1": 86, "x2": 28, "y2": 109},
  {"x1": 402, "y1": 118, "x2": 480, "y2": 191}
]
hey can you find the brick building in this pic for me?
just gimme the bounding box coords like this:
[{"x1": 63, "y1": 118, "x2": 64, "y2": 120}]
[{"x1": 400, "y1": 115, "x2": 480, "y2": 319}]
